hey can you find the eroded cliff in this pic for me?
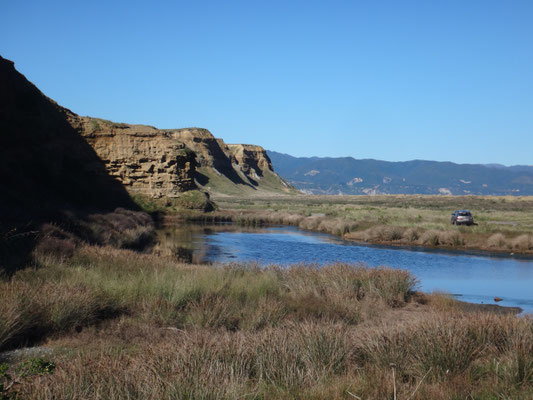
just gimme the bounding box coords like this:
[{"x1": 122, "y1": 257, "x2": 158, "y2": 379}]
[
  {"x1": 1, "y1": 55, "x2": 294, "y2": 208},
  {"x1": 228, "y1": 144, "x2": 274, "y2": 180},
  {"x1": 79, "y1": 118, "x2": 197, "y2": 198},
  {"x1": 79, "y1": 122, "x2": 294, "y2": 198},
  {"x1": 169, "y1": 129, "x2": 295, "y2": 195}
]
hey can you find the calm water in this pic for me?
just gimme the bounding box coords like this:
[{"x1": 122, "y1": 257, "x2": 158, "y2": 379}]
[{"x1": 163, "y1": 225, "x2": 533, "y2": 313}]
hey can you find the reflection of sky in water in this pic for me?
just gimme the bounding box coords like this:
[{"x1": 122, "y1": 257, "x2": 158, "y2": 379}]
[{"x1": 190, "y1": 226, "x2": 533, "y2": 313}]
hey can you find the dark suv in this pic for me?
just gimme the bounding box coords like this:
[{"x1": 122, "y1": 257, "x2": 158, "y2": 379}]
[{"x1": 451, "y1": 210, "x2": 474, "y2": 226}]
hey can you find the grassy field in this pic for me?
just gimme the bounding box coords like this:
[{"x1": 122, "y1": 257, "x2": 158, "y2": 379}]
[
  {"x1": 1, "y1": 245, "x2": 532, "y2": 399},
  {"x1": 211, "y1": 194, "x2": 533, "y2": 254}
]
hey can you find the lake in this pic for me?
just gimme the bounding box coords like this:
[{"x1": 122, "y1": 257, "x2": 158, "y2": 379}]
[{"x1": 159, "y1": 225, "x2": 533, "y2": 313}]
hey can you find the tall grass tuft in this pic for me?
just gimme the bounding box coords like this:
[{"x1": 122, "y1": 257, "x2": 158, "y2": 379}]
[
  {"x1": 488, "y1": 233, "x2": 508, "y2": 248},
  {"x1": 0, "y1": 280, "x2": 120, "y2": 350},
  {"x1": 420, "y1": 230, "x2": 441, "y2": 246},
  {"x1": 510, "y1": 234, "x2": 533, "y2": 251}
]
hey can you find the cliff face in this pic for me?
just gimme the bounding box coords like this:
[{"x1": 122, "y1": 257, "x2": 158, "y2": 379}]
[
  {"x1": 170, "y1": 128, "x2": 236, "y2": 176},
  {"x1": 0, "y1": 55, "x2": 294, "y2": 211},
  {"x1": 0, "y1": 56, "x2": 136, "y2": 221},
  {"x1": 79, "y1": 118, "x2": 196, "y2": 198},
  {"x1": 228, "y1": 144, "x2": 274, "y2": 180},
  {"x1": 169, "y1": 129, "x2": 295, "y2": 195},
  {"x1": 79, "y1": 122, "x2": 294, "y2": 198}
]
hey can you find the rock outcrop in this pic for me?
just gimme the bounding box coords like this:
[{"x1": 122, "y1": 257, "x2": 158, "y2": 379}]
[
  {"x1": 79, "y1": 118, "x2": 196, "y2": 198},
  {"x1": 79, "y1": 123, "x2": 294, "y2": 197},
  {"x1": 228, "y1": 144, "x2": 274, "y2": 181},
  {"x1": 169, "y1": 128, "x2": 238, "y2": 178},
  {"x1": 169, "y1": 129, "x2": 295, "y2": 195}
]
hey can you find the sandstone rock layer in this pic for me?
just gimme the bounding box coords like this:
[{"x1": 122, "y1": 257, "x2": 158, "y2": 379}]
[{"x1": 80, "y1": 119, "x2": 196, "y2": 198}]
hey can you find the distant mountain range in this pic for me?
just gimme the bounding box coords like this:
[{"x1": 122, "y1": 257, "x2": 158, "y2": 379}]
[{"x1": 267, "y1": 151, "x2": 533, "y2": 196}]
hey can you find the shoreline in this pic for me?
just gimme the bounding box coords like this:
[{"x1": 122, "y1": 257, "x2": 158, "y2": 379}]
[
  {"x1": 339, "y1": 234, "x2": 533, "y2": 260},
  {"x1": 163, "y1": 213, "x2": 533, "y2": 259}
]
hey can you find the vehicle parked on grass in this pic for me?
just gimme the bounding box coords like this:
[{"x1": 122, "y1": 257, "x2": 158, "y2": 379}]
[{"x1": 451, "y1": 210, "x2": 474, "y2": 225}]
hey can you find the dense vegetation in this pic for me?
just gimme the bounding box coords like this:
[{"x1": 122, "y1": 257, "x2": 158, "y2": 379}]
[{"x1": 0, "y1": 243, "x2": 532, "y2": 399}]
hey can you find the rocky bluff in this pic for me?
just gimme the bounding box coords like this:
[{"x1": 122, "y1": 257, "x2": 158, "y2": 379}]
[
  {"x1": 1, "y1": 54, "x2": 293, "y2": 222},
  {"x1": 78, "y1": 119, "x2": 197, "y2": 199},
  {"x1": 80, "y1": 121, "x2": 289, "y2": 198}
]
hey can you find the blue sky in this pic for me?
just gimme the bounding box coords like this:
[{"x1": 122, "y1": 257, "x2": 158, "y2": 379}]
[{"x1": 2, "y1": 0, "x2": 532, "y2": 165}]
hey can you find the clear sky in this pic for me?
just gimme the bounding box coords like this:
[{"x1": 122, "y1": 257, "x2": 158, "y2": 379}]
[{"x1": 2, "y1": 0, "x2": 532, "y2": 165}]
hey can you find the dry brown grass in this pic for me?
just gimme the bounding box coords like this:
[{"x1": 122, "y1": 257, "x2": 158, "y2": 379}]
[
  {"x1": 0, "y1": 247, "x2": 416, "y2": 353},
  {"x1": 12, "y1": 310, "x2": 533, "y2": 400},
  {"x1": 488, "y1": 233, "x2": 508, "y2": 248},
  {"x1": 2, "y1": 245, "x2": 532, "y2": 399},
  {"x1": 438, "y1": 230, "x2": 465, "y2": 246},
  {"x1": 510, "y1": 234, "x2": 533, "y2": 251},
  {"x1": 418, "y1": 230, "x2": 440, "y2": 246},
  {"x1": 403, "y1": 227, "x2": 420, "y2": 242}
]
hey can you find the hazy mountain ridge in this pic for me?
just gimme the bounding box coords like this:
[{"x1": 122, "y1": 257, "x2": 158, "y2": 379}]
[{"x1": 268, "y1": 151, "x2": 533, "y2": 196}]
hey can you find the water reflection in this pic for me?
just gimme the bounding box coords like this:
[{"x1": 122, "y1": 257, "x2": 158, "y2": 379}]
[{"x1": 156, "y1": 224, "x2": 533, "y2": 313}]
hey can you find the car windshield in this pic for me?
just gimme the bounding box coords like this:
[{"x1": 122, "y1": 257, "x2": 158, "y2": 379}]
[{"x1": 458, "y1": 212, "x2": 471, "y2": 216}]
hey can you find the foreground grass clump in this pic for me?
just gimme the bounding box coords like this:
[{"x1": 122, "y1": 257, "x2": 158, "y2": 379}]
[
  {"x1": 13, "y1": 310, "x2": 533, "y2": 399},
  {"x1": 1, "y1": 246, "x2": 415, "y2": 351},
  {"x1": 2, "y1": 246, "x2": 532, "y2": 399}
]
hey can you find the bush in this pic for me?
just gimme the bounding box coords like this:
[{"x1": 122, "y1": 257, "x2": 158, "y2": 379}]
[
  {"x1": 174, "y1": 190, "x2": 215, "y2": 211},
  {"x1": 33, "y1": 237, "x2": 76, "y2": 262},
  {"x1": 510, "y1": 235, "x2": 533, "y2": 251},
  {"x1": 488, "y1": 233, "x2": 507, "y2": 249},
  {"x1": 439, "y1": 231, "x2": 465, "y2": 247},
  {"x1": 420, "y1": 230, "x2": 440, "y2": 246},
  {"x1": 17, "y1": 358, "x2": 55, "y2": 377},
  {"x1": 85, "y1": 208, "x2": 155, "y2": 250},
  {"x1": 403, "y1": 228, "x2": 420, "y2": 242}
]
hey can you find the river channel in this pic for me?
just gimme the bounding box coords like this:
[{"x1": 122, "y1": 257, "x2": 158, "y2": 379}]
[{"x1": 158, "y1": 224, "x2": 533, "y2": 313}]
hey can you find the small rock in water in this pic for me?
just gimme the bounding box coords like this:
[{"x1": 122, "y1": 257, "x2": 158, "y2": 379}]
[{"x1": 494, "y1": 297, "x2": 503, "y2": 302}]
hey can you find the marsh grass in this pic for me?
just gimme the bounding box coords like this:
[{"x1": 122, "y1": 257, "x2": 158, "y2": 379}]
[
  {"x1": 2, "y1": 245, "x2": 532, "y2": 399},
  {"x1": 1, "y1": 246, "x2": 415, "y2": 352},
  {"x1": 212, "y1": 195, "x2": 533, "y2": 254},
  {"x1": 488, "y1": 233, "x2": 507, "y2": 248},
  {"x1": 14, "y1": 308, "x2": 533, "y2": 399}
]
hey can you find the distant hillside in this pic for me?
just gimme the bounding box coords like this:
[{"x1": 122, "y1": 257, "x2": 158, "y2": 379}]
[{"x1": 268, "y1": 151, "x2": 533, "y2": 196}]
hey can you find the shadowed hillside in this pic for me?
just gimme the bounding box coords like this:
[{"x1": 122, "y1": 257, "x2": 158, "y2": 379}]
[
  {"x1": 0, "y1": 56, "x2": 140, "y2": 271},
  {"x1": 0, "y1": 56, "x2": 294, "y2": 271},
  {"x1": 0, "y1": 56, "x2": 137, "y2": 223}
]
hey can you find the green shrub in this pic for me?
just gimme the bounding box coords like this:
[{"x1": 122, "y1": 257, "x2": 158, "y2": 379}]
[{"x1": 17, "y1": 358, "x2": 55, "y2": 377}]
